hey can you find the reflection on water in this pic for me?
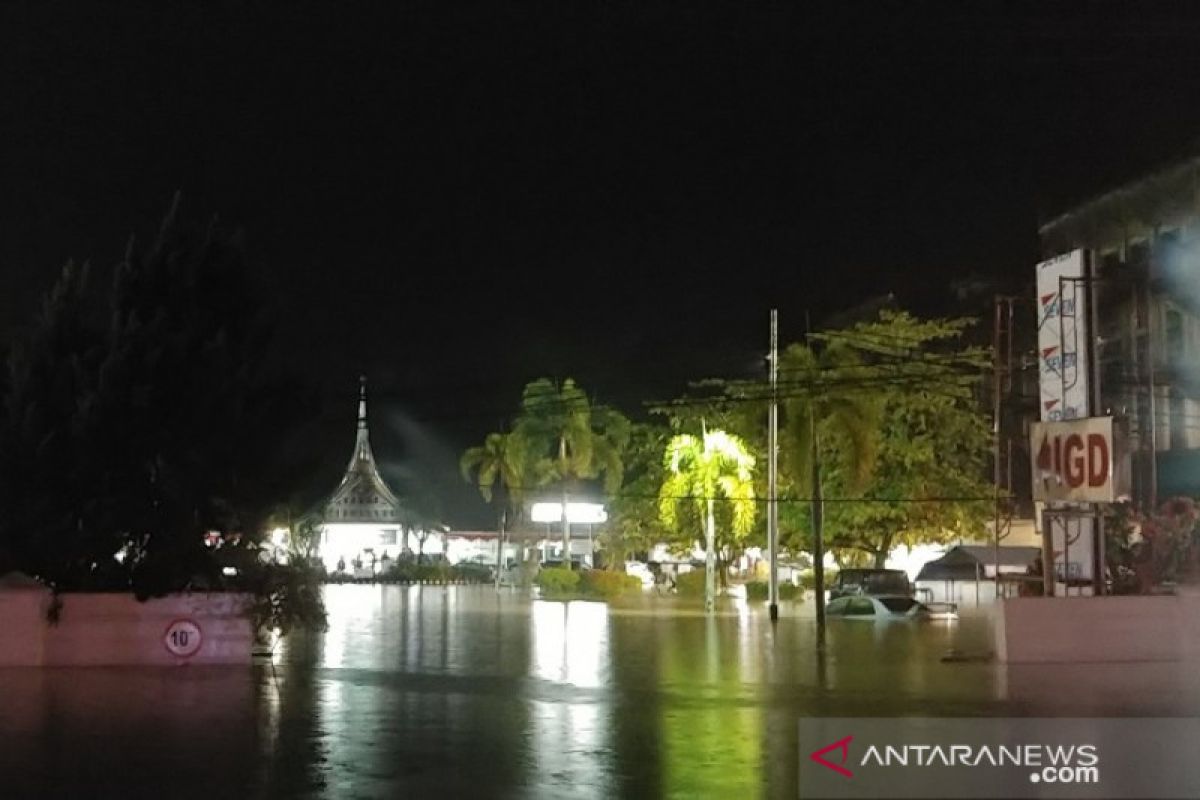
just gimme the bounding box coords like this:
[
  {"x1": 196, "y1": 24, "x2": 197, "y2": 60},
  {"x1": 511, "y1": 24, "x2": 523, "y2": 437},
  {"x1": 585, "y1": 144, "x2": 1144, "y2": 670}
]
[{"x1": 4, "y1": 585, "x2": 1199, "y2": 798}]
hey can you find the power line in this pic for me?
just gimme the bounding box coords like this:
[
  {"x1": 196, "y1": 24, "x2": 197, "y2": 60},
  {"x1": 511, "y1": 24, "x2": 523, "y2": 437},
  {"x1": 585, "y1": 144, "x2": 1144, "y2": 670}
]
[{"x1": 466, "y1": 482, "x2": 996, "y2": 505}]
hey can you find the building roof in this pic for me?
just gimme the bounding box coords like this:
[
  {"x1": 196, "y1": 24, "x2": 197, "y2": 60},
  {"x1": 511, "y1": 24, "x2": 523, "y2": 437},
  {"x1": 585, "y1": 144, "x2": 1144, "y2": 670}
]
[
  {"x1": 1039, "y1": 155, "x2": 1200, "y2": 251},
  {"x1": 324, "y1": 376, "x2": 408, "y2": 525},
  {"x1": 915, "y1": 544, "x2": 1040, "y2": 583}
]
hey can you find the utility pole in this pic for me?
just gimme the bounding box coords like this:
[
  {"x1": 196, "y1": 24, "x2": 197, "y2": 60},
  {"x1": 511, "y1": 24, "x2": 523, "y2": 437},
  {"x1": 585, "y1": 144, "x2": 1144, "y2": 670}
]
[
  {"x1": 807, "y1": 310, "x2": 826, "y2": 647},
  {"x1": 810, "y1": 403, "x2": 826, "y2": 648},
  {"x1": 495, "y1": 508, "x2": 506, "y2": 591},
  {"x1": 560, "y1": 437, "x2": 572, "y2": 568},
  {"x1": 991, "y1": 296, "x2": 1015, "y2": 599},
  {"x1": 768, "y1": 309, "x2": 780, "y2": 622}
]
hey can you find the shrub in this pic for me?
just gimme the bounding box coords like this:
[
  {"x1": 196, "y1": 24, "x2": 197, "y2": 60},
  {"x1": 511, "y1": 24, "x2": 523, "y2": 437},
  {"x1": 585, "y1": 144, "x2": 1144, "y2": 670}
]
[
  {"x1": 675, "y1": 570, "x2": 707, "y2": 597},
  {"x1": 535, "y1": 567, "x2": 581, "y2": 595},
  {"x1": 580, "y1": 569, "x2": 642, "y2": 599},
  {"x1": 798, "y1": 568, "x2": 837, "y2": 590},
  {"x1": 744, "y1": 581, "x2": 800, "y2": 601},
  {"x1": 451, "y1": 563, "x2": 492, "y2": 583}
]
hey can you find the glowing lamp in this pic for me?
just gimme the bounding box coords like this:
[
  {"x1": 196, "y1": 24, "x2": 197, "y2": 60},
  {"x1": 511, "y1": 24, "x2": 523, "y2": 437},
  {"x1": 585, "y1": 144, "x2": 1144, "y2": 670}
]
[{"x1": 530, "y1": 502, "x2": 607, "y2": 524}]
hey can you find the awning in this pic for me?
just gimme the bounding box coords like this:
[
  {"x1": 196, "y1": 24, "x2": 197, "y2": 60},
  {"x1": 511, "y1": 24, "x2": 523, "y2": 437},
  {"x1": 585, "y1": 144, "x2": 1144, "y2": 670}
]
[{"x1": 916, "y1": 545, "x2": 1040, "y2": 583}]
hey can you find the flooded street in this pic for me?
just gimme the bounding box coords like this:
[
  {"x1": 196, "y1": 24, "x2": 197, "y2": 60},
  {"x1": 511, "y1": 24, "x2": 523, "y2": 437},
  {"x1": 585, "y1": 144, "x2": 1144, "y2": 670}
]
[{"x1": 4, "y1": 584, "x2": 1199, "y2": 798}]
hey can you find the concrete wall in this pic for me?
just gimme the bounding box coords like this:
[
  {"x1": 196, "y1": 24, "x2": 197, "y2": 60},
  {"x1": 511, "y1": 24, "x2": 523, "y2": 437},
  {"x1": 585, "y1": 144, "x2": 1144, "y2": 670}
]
[
  {"x1": 0, "y1": 588, "x2": 253, "y2": 666},
  {"x1": 0, "y1": 586, "x2": 48, "y2": 667},
  {"x1": 995, "y1": 593, "x2": 1200, "y2": 663}
]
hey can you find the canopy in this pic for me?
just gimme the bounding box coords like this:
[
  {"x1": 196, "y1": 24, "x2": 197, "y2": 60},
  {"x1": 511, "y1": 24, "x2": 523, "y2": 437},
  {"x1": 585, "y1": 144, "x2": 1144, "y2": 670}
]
[{"x1": 916, "y1": 545, "x2": 1040, "y2": 583}]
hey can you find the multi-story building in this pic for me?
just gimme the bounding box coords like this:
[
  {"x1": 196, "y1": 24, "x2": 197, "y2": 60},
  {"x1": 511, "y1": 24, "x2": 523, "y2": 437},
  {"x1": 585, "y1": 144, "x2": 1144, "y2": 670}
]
[{"x1": 1040, "y1": 155, "x2": 1200, "y2": 506}]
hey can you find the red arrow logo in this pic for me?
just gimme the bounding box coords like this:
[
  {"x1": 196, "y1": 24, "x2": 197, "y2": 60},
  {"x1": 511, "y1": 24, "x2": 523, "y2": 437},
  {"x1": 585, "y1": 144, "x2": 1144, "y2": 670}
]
[
  {"x1": 810, "y1": 735, "x2": 854, "y2": 778},
  {"x1": 1037, "y1": 436, "x2": 1053, "y2": 472},
  {"x1": 1041, "y1": 292, "x2": 1057, "y2": 307},
  {"x1": 1042, "y1": 345, "x2": 1059, "y2": 359}
]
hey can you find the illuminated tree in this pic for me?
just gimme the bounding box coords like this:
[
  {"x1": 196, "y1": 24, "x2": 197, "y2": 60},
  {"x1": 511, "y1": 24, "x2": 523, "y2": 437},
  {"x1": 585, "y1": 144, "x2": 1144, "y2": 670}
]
[{"x1": 658, "y1": 428, "x2": 756, "y2": 611}]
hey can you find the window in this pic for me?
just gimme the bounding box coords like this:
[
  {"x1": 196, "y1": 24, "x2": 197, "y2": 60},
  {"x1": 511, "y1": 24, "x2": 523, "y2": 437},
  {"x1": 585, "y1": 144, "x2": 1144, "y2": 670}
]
[
  {"x1": 380, "y1": 529, "x2": 398, "y2": 545},
  {"x1": 847, "y1": 598, "x2": 876, "y2": 616},
  {"x1": 826, "y1": 598, "x2": 849, "y2": 616},
  {"x1": 849, "y1": 597, "x2": 878, "y2": 618},
  {"x1": 1171, "y1": 389, "x2": 1187, "y2": 451},
  {"x1": 1166, "y1": 309, "x2": 1184, "y2": 368},
  {"x1": 879, "y1": 597, "x2": 918, "y2": 614},
  {"x1": 864, "y1": 572, "x2": 911, "y2": 595},
  {"x1": 1100, "y1": 250, "x2": 1122, "y2": 275},
  {"x1": 1129, "y1": 239, "x2": 1150, "y2": 269}
]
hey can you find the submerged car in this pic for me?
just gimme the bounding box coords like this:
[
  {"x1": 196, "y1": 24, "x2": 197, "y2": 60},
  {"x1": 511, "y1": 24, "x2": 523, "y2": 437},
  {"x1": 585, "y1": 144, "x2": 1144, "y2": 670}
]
[
  {"x1": 826, "y1": 594, "x2": 941, "y2": 620},
  {"x1": 828, "y1": 568, "x2": 912, "y2": 601}
]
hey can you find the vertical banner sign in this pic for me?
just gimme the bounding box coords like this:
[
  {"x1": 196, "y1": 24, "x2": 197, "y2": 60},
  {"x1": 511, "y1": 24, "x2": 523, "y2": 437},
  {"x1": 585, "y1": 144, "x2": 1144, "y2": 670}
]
[
  {"x1": 1035, "y1": 250, "x2": 1094, "y2": 584},
  {"x1": 1036, "y1": 250, "x2": 1089, "y2": 422}
]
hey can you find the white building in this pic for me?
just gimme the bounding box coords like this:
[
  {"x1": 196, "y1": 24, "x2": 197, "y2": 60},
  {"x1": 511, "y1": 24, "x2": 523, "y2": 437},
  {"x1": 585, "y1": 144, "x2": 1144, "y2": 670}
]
[{"x1": 319, "y1": 377, "x2": 444, "y2": 574}]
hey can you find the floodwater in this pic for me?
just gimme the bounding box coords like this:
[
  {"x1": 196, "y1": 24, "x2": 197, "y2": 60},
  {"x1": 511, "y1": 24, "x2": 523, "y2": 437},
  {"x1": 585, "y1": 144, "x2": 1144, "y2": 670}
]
[{"x1": 3, "y1": 585, "x2": 1199, "y2": 799}]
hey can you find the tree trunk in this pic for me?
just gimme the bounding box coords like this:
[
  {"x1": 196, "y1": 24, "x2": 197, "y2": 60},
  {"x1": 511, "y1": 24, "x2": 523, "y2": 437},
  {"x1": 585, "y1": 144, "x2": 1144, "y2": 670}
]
[
  {"x1": 494, "y1": 508, "x2": 506, "y2": 591},
  {"x1": 560, "y1": 437, "x2": 571, "y2": 568},
  {"x1": 561, "y1": 485, "x2": 571, "y2": 568},
  {"x1": 705, "y1": 498, "x2": 717, "y2": 612},
  {"x1": 873, "y1": 532, "x2": 894, "y2": 569}
]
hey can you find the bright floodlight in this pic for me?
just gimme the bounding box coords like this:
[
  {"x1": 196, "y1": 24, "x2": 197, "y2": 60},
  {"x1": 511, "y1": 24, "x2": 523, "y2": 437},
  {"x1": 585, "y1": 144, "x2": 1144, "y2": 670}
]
[{"x1": 530, "y1": 502, "x2": 607, "y2": 524}]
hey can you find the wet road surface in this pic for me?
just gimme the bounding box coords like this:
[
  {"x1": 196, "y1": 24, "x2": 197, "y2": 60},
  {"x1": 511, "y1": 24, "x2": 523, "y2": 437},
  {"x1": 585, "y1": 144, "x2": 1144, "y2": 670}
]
[{"x1": 3, "y1": 584, "x2": 1198, "y2": 798}]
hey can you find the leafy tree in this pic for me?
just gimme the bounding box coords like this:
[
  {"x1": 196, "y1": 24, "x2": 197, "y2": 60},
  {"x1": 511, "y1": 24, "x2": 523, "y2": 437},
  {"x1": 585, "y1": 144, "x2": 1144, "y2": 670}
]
[
  {"x1": 0, "y1": 201, "x2": 321, "y2": 622},
  {"x1": 781, "y1": 311, "x2": 992, "y2": 566},
  {"x1": 514, "y1": 378, "x2": 630, "y2": 565},
  {"x1": 658, "y1": 428, "x2": 756, "y2": 611},
  {"x1": 602, "y1": 421, "x2": 672, "y2": 566}
]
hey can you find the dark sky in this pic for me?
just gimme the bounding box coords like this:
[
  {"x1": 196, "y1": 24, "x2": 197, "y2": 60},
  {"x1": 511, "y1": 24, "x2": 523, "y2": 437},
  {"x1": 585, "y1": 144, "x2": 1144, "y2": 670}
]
[{"x1": 5, "y1": 2, "x2": 1200, "y2": 526}]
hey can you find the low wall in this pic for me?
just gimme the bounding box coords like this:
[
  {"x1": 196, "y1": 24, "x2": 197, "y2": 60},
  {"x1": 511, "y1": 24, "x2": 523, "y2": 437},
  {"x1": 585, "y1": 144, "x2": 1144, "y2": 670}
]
[
  {"x1": 994, "y1": 594, "x2": 1200, "y2": 663},
  {"x1": 0, "y1": 587, "x2": 253, "y2": 667}
]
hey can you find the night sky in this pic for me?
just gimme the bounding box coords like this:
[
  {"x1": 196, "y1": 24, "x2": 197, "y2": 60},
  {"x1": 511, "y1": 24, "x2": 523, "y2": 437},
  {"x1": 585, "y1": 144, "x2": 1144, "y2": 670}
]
[{"x1": 5, "y1": 3, "x2": 1200, "y2": 526}]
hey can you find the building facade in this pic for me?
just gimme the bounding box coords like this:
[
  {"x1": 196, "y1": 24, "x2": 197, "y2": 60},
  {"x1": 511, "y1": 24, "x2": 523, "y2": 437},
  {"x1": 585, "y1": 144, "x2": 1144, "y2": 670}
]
[
  {"x1": 1040, "y1": 156, "x2": 1200, "y2": 505},
  {"x1": 319, "y1": 377, "x2": 444, "y2": 574}
]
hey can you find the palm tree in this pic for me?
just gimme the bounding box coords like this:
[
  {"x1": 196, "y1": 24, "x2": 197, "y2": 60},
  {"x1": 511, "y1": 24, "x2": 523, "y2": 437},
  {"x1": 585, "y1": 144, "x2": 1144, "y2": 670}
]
[
  {"x1": 460, "y1": 431, "x2": 531, "y2": 587},
  {"x1": 658, "y1": 428, "x2": 756, "y2": 612},
  {"x1": 514, "y1": 378, "x2": 630, "y2": 568}
]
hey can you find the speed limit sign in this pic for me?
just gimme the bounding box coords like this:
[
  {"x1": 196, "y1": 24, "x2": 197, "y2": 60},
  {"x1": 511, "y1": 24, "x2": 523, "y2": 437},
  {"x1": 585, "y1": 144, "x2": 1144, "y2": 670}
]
[{"x1": 164, "y1": 619, "x2": 203, "y2": 659}]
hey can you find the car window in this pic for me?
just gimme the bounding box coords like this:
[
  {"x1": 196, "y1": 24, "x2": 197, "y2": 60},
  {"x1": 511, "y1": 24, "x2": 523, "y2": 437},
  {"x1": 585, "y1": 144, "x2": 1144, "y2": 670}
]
[
  {"x1": 826, "y1": 598, "x2": 849, "y2": 615},
  {"x1": 847, "y1": 598, "x2": 875, "y2": 615},
  {"x1": 864, "y1": 575, "x2": 907, "y2": 594},
  {"x1": 879, "y1": 597, "x2": 918, "y2": 614}
]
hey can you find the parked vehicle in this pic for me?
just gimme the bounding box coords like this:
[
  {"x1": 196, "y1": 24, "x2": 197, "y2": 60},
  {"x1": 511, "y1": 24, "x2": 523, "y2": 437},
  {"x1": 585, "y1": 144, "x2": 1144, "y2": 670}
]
[
  {"x1": 828, "y1": 568, "x2": 911, "y2": 601},
  {"x1": 826, "y1": 594, "x2": 935, "y2": 620}
]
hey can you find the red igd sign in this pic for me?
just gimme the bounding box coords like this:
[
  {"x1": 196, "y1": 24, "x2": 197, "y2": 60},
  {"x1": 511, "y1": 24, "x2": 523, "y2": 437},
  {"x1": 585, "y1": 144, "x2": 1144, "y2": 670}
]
[{"x1": 1030, "y1": 416, "x2": 1116, "y2": 503}]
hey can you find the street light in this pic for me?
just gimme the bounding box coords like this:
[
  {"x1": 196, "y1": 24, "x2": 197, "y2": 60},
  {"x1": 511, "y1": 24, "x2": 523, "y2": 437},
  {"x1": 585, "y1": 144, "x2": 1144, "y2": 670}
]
[
  {"x1": 530, "y1": 502, "x2": 607, "y2": 524},
  {"x1": 530, "y1": 502, "x2": 607, "y2": 566}
]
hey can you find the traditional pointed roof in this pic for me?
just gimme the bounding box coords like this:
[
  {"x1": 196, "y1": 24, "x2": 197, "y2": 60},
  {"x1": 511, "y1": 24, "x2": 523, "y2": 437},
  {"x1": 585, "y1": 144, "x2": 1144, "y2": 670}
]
[{"x1": 324, "y1": 376, "x2": 406, "y2": 525}]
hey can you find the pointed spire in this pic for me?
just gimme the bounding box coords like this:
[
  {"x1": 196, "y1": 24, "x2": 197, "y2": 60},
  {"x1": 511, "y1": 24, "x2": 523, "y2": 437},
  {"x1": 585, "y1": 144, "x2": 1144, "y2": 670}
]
[
  {"x1": 356, "y1": 375, "x2": 370, "y2": 460},
  {"x1": 358, "y1": 374, "x2": 368, "y2": 430},
  {"x1": 327, "y1": 374, "x2": 404, "y2": 518}
]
